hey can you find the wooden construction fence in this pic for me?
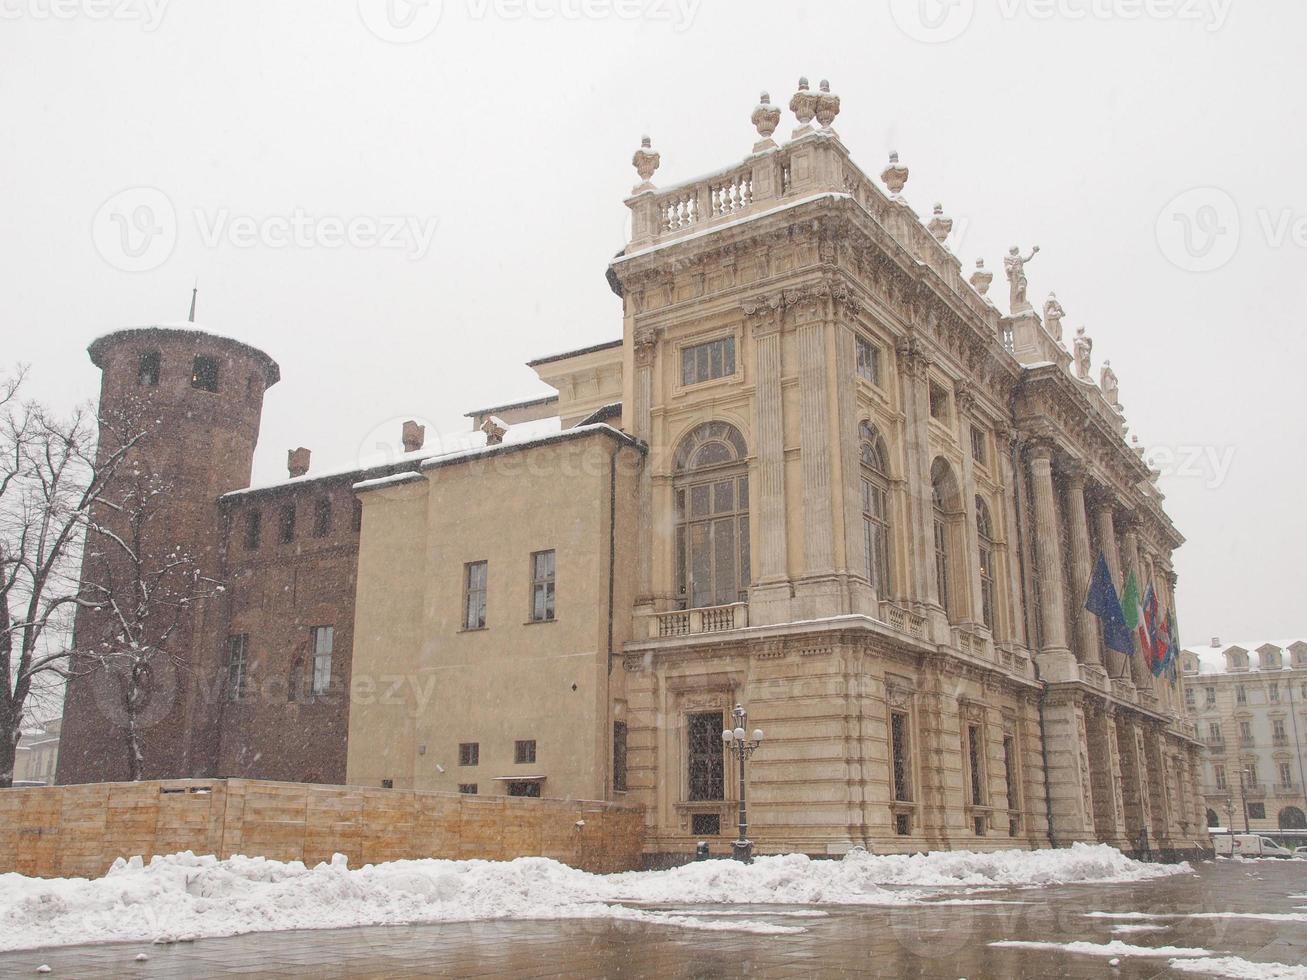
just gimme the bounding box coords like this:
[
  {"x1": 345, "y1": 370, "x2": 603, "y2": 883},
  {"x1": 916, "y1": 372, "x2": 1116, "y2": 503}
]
[{"x1": 0, "y1": 779, "x2": 644, "y2": 879}]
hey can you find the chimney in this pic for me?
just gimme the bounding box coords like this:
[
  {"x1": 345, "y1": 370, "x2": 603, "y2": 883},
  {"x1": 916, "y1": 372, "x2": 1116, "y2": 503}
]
[
  {"x1": 287, "y1": 447, "x2": 311, "y2": 478},
  {"x1": 480, "y1": 415, "x2": 507, "y2": 446},
  {"x1": 402, "y1": 420, "x2": 426, "y2": 454},
  {"x1": 1210, "y1": 636, "x2": 1221, "y2": 648}
]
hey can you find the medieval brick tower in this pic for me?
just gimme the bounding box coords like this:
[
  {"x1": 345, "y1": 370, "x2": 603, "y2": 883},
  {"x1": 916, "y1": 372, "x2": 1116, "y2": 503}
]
[{"x1": 57, "y1": 326, "x2": 279, "y2": 784}]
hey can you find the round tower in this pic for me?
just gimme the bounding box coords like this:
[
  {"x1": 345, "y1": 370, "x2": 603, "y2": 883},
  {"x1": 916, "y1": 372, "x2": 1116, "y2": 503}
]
[{"x1": 58, "y1": 325, "x2": 280, "y2": 784}]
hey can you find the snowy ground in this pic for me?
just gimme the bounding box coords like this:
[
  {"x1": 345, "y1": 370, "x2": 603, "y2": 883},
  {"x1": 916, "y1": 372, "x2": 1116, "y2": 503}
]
[{"x1": 0, "y1": 842, "x2": 1184, "y2": 952}]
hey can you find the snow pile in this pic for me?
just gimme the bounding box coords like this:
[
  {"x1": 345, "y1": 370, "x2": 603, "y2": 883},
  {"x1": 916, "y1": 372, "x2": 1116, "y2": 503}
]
[
  {"x1": 0, "y1": 844, "x2": 1187, "y2": 953},
  {"x1": 991, "y1": 939, "x2": 1213, "y2": 958},
  {"x1": 1169, "y1": 957, "x2": 1307, "y2": 979}
]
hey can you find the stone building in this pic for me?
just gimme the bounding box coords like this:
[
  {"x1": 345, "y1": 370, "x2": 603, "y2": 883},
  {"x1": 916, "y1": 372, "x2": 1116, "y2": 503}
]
[
  {"x1": 1182, "y1": 639, "x2": 1307, "y2": 833},
  {"x1": 13, "y1": 719, "x2": 61, "y2": 787},
  {"x1": 59, "y1": 82, "x2": 1207, "y2": 860}
]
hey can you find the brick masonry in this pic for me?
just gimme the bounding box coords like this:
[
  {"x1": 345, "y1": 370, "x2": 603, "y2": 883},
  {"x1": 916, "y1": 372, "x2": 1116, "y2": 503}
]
[{"x1": 0, "y1": 779, "x2": 645, "y2": 878}]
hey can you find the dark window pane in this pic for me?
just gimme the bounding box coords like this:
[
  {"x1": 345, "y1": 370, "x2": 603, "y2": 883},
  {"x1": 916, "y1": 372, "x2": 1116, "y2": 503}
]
[{"x1": 687, "y1": 711, "x2": 725, "y2": 801}]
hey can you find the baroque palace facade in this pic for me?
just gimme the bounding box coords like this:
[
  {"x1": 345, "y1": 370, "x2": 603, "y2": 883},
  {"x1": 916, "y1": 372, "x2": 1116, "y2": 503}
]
[{"x1": 59, "y1": 82, "x2": 1208, "y2": 860}]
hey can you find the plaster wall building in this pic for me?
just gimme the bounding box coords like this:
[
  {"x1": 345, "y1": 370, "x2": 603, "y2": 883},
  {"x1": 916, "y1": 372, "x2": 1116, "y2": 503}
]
[{"x1": 1182, "y1": 639, "x2": 1307, "y2": 833}]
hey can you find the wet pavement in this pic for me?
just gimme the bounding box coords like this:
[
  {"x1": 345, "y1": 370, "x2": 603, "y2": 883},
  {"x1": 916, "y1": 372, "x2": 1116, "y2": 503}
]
[{"x1": 2, "y1": 858, "x2": 1305, "y2": 978}]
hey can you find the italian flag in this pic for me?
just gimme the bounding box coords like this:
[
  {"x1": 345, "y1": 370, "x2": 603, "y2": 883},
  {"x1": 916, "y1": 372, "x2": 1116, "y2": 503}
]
[{"x1": 1121, "y1": 570, "x2": 1150, "y2": 663}]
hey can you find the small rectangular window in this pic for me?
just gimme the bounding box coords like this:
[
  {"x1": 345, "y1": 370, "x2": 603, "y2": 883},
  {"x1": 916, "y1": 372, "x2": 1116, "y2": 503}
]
[
  {"x1": 691, "y1": 813, "x2": 721, "y2": 836},
  {"x1": 279, "y1": 503, "x2": 296, "y2": 544},
  {"x1": 191, "y1": 355, "x2": 219, "y2": 392},
  {"x1": 464, "y1": 561, "x2": 487, "y2": 629},
  {"x1": 381, "y1": 779, "x2": 394, "y2": 789},
  {"x1": 507, "y1": 780, "x2": 541, "y2": 798},
  {"x1": 459, "y1": 783, "x2": 478, "y2": 795},
  {"x1": 312, "y1": 497, "x2": 332, "y2": 538},
  {"x1": 138, "y1": 351, "x2": 161, "y2": 387},
  {"x1": 613, "y1": 721, "x2": 628, "y2": 792},
  {"x1": 310, "y1": 625, "x2": 333, "y2": 695},
  {"x1": 855, "y1": 336, "x2": 881, "y2": 386},
  {"x1": 928, "y1": 382, "x2": 950, "y2": 420},
  {"x1": 226, "y1": 634, "x2": 248, "y2": 701},
  {"x1": 894, "y1": 813, "x2": 911, "y2": 836},
  {"x1": 459, "y1": 742, "x2": 479, "y2": 766},
  {"x1": 530, "y1": 550, "x2": 556, "y2": 622},
  {"x1": 681, "y1": 336, "x2": 736, "y2": 386},
  {"x1": 1248, "y1": 802, "x2": 1266, "y2": 820},
  {"x1": 244, "y1": 511, "x2": 261, "y2": 550},
  {"x1": 970, "y1": 425, "x2": 987, "y2": 465},
  {"x1": 514, "y1": 739, "x2": 537, "y2": 765}
]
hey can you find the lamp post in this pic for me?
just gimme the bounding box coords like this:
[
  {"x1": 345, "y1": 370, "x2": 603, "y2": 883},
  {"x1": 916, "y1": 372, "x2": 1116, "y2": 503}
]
[
  {"x1": 1239, "y1": 764, "x2": 1252, "y2": 834},
  {"x1": 722, "y1": 702, "x2": 764, "y2": 864}
]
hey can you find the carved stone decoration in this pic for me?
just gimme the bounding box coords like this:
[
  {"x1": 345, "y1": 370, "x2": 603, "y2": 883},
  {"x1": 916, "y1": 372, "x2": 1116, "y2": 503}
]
[
  {"x1": 927, "y1": 203, "x2": 953, "y2": 244},
  {"x1": 1043, "y1": 292, "x2": 1066, "y2": 342},
  {"x1": 751, "y1": 91, "x2": 781, "y2": 148},
  {"x1": 480, "y1": 415, "x2": 507, "y2": 446},
  {"x1": 633, "y1": 325, "x2": 662, "y2": 367},
  {"x1": 1073, "y1": 325, "x2": 1093, "y2": 381},
  {"x1": 815, "y1": 79, "x2": 841, "y2": 129},
  {"x1": 1004, "y1": 245, "x2": 1040, "y2": 313},
  {"x1": 631, "y1": 135, "x2": 660, "y2": 193},
  {"x1": 881, "y1": 151, "x2": 909, "y2": 198},
  {"x1": 969, "y1": 258, "x2": 994, "y2": 299},
  {"x1": 789, "y1": 76, "x2": 817, "y2": 134},
  {"x1": 1100, "y1": 359, "x2": 1121, "y2": 408}
]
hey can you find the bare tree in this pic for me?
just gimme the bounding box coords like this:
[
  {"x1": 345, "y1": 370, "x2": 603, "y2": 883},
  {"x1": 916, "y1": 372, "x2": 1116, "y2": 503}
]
[
  {"x1": 77, "y1": 466, "x2": 220, "y2": 781},
  {"x1": 0, "y1": 369, "x2": 143, "y2": 787}
]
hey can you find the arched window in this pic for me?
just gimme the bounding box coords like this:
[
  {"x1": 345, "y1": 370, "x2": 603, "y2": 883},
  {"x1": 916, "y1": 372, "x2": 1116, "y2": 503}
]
[
  {"x1": 674, "y1": 422, "x2": 750, "y2": 609},
  {"x1": 860, "y1": 421, "x2": 892, "y2": 597},
  {"x1": 1280, "y1": 806, "x2": 1307, "y2": 830},
  {"x1": 931, "y1": 458, "x2": 961, "y2": 620},
  {"x1": 1206, "y1": 808, "x2": 1219, "y2": 828},
  {"x1": 975, "y1": 496, "x2": 996, "y2": 630}
]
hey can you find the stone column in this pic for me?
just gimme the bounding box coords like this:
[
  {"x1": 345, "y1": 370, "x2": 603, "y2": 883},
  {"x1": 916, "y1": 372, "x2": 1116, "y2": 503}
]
[
  {"x1": 632, "y1": 327, "x2": 659, "y2": 612},
  {"x1": 955, "y1": 385, "x2": 985, "y2": 630},
  {"x1": 1093, "y1": 503, "x2": 1132, "y2": 689},
  {"x1": 835, "y1": 315, "x2": 872, "y2": 615},
  {"x1": 745, "y1": 298, "x2": 791, "y2": 624},
  {"x1": 895, "y1": 337, "x2": 937, "y2": 616},
  {"x1": 995, "y1": 423, "x2": 1026, "y2": 647},
  {"x1": 1120, "y1": 524, "x2": 1154, "y2": 692},
  {"x1": 1063, "y1": 468, "x2": 1102, "y2": 668},
  {"x1": 1028, "y1": 440, "x2": 1074, "y2": 678},
  {"x1": 793, "y1": 291, "x2": 839, "y2": 618}
]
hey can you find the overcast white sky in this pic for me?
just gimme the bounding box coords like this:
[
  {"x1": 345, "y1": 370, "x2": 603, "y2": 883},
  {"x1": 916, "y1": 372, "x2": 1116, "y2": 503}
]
[{"x1": 3, "y1": 0, "x2": 1304, "y2": 646}]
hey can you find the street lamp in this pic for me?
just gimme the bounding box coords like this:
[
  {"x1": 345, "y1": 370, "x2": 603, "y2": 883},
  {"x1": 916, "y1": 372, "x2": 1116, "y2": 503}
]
[
  {"x1": 722, "y1": 702, "x2": 764, "y2": 864},
  {"x1": 1239, "y1": 764, "x2": 1252, "y2": 834}
]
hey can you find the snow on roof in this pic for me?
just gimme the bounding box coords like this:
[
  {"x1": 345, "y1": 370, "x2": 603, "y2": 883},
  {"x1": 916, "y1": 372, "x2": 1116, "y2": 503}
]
[
  {"x1": 225, "y1": 416, "x2": 567, "y2": 500},
  {"x1": 1183, "y1": 639, "x2": 1307, "y2": 675},
  {"x1": 88, "y1": 323, "x2": 280, "y2": 385}
]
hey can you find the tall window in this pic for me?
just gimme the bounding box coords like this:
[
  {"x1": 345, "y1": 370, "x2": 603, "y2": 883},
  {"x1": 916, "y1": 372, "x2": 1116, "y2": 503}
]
[
  {"x1": 975, "y1": 496, "x2": 996, "y2": 631},
  {"x1": 279, "y1": 503, "x2": 295, "y2": 544},
  {"x1": 1239, "y1": 719, "x2": 1253, "y2": 741},
  {"x1": 687, "y1": 711, "x2": 725, "y2": 801},
  {"x1": 312, "y1": 497, "x2": 332, "y2": 537},
  {"x1": 1246, "y1": 761, "x2": 1259, "y2": 785},
  {"x1": 1236, "y1": 685, "x2": 1247, "y2": 705},
  {"x1": 1269, "y1": 682, "x2": 1280, "y2": 703},
  {"x1": 244, "y1": 511, "x2": 261, "y2": 550},
  {"x1": 855, "y1": 335, "x2": 881, "y2": 386},
  {"x1": 1205, "y1": 686, "x2": 1216, "y2": 707},
  {"x1": 890, "y1": 711, "x2": 913, "y2": 803},
  {"x1": 860, "y1": 422, "x2": 892, "y2": 597},
  {"x1": 464, "y1": 561, "x2": 488, "y2": 629},
  {"x1": 226, "y1": 634, "x2": 248, "y2": 701},
  {"x1": 530, "y1": 550, "x2": 556, "y2": 622},
  {"x1": 1215, "y1": 764, "x2": 1226, "y2": 789},
  {"x1": 1280, "y1": 762, "x2": 1293, "y2": 787},
  {"x1": 310, "y1": 626, "x2": 334, "y2": 695},
  {"x1": 681, "y1": 336, "x2": 735, "y2": 386},
  {"x1": 931, "y1": 459, "x2": 960, "y2": 619},
  {"x1": 191, "y1": 355, "x2": 219, "y2": 392},
  {"x1": 1209, "y1": 721, "x2": 1222, "y2": 741},
  {"x1": 1273, "y1": 718, "x2": 1288, "y2": 742},
  {"x1": 138, "y1": 351, "x2": 161, "y2": 387},
  {"x1": 928, "y1": 382, "x2": 950, "y2": 420},
  {"x1": 970, "y1": 425, "x2": 987, "y2": 465},
  {"x1": 1003, "y1": 735, "x2": 1020, "y2": 836},
  {"x1": 1185, "y1": 687, "x2": 1195, "y2": 708},
  {"x1": 673, "y1": 422, "x2": 750, "y2": 609},
  {"x1": 613, "y1": 721, "x2": 628, "y2": 792},
  {"x1": 967, "y1": 724, "x2": 986, "y2": 806}
]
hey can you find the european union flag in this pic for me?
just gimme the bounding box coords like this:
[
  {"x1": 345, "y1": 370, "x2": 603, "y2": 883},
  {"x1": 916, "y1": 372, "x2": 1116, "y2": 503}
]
[{"x1": 1085, "y1": 553, "x2": 1134, "y2": 656}]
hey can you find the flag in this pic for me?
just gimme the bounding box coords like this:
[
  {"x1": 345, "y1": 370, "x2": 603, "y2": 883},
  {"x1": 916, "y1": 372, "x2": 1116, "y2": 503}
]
[
  {"x1": 1145, "y1": 585, "x2": 1166, "y2": 676},
  {"x1": 1085, "y1": 553, "x2": 1134, "y2": 655},
  {"x1": 1122, "y1": 570, "x2": 1144, "y2": 659}
]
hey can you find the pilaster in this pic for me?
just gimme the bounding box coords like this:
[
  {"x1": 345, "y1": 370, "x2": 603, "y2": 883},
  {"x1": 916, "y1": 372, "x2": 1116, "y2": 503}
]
[
  {"x1": 1027, "y1": 440, "x2": 1074, "y2": 679},
  {"x1": 1063, "y1": 467, "x2": 1102, "y2": 668}
]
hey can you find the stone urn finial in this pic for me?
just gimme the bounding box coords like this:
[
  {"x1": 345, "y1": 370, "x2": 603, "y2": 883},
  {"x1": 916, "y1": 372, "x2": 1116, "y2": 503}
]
[
  {"x1": 631, "y1": 135, "x2": 660, "y2": 193},
  {"x1": 815, "y1": 79, "x2": 840, "y2": 130},
  {"x1": 790, "y1": 76, "x2": 818, "y2": 135},
  {"x1": 881, "y1": 151, "x2": 909, "y2": 198},
  {"x1": 927, "y1": 203, "x2": 953, "y2": 243},
  {"x1": 751, "y1": 91, "x2": 781, "y2": 149},
  {"x1": 970, "y1": 258, "x2": 994, "y2": 298}
]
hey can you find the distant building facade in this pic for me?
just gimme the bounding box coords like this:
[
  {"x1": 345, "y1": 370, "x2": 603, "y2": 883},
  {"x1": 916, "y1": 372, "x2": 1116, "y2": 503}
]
[
  {"x1": 1182, "y1": 640, "x2": 1307, "y2": 833},
  {"x1": 60, "y1": 84, "x2": 1207, "y2": 859},
  {"x1": 13, "y1": 719, "x2": 61, "y2": 787}
]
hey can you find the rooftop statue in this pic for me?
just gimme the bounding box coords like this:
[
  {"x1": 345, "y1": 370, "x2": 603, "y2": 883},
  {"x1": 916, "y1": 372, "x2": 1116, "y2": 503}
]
[
  {"x1": 1004, "y1": 245, "x2": 1040, "y2": 314},
  {"x1": 1073, "y1": 326, "x2": 1093, "y2": 381},
  {"x1": 1101, "y1": 359, "x2": 1120, "y2": 408},
  {"x1": 1043, "y1": 292, "x2": 1066, "y2": 342}
]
